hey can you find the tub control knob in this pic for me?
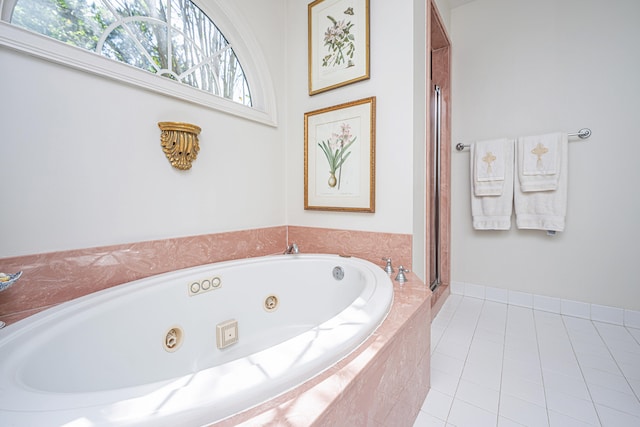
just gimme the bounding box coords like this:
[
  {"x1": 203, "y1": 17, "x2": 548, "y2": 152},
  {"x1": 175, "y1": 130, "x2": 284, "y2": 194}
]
[
  {"x1": 381, "y1": 257, "x2": 394, "y2": 274},
  {"x1": 395, "y1": 266, "x2": 410, "y2": 283}
]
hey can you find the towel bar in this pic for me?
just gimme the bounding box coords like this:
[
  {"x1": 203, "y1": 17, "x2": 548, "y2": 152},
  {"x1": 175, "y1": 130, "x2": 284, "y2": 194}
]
[{"x1": 455, "y1": 128, "x2": 591, "y2": 151}]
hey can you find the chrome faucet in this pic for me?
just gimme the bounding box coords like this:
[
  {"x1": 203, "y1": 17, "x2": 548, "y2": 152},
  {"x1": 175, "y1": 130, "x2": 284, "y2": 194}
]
[
  {"x1": 395, "y1": 266, "x2": 410, "y2": 283},
  {"x1": 284, "y1": 243, "x2": 299, "y2": 254},
  {"x1": 381, "y1": 257, "x2": 394, "y2": 274}
]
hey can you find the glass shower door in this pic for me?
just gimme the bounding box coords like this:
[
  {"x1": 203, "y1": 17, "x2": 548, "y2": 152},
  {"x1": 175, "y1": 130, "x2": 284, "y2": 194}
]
[{"x1": 429, "y1": 85, "x2": 442, "y2": 292}]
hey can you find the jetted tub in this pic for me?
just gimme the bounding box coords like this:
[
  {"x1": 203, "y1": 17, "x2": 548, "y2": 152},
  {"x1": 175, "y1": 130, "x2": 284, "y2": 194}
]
[{"x1": 0, "y1": 254, "x2": 393, "y2": 426}]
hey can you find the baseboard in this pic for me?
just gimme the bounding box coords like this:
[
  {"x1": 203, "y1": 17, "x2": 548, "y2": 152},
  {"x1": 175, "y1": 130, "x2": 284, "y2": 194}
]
[{"x1": 450, "y1": 281, "x2": 640, "y2": 329}]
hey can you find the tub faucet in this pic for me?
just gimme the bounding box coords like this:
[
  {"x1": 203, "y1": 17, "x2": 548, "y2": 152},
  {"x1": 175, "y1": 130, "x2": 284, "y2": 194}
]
[
  {"x1": 395, "y1": 266, "x2": 410, "y2": 283},
  {"x1": 381, "y1": 257, "x2": 394, "y2": 274},
  {"x1": 284, "y1": 243, "x2": 299, "y2": 254}
]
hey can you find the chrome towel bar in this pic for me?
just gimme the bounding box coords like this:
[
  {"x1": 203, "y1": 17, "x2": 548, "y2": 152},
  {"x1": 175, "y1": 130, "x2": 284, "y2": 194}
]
[{"x1": 455, "y1": 128, "x2": 591, "y2": 151}]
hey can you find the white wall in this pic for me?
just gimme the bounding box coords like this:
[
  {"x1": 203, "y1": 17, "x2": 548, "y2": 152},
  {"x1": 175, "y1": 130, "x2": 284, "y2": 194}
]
[
  {"x1": 284, "y1": 0, "x2": 424, "y2": 240},
  {"x1": 450, "y1": 0, "x2": 640, "y2": 310},
  {"x1": 0, "y1": 0, "x2": 287, "y2": 257}
]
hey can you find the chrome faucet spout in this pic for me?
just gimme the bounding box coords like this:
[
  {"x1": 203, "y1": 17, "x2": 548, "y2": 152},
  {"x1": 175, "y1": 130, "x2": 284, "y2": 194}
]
[{"x1": 284, "y1": 243, "x2": 299, "y2": 254}]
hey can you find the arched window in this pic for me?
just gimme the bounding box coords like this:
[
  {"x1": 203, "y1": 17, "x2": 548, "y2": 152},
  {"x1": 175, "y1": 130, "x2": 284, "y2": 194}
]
[{"x1": 9, "y1": 0, "x2": 251, "y2": 106}]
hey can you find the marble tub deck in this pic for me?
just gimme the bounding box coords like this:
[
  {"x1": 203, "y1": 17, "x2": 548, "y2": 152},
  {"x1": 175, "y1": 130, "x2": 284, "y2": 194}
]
[{"x1": 212, "y1": 273, "x2": 432, "y2": 427}]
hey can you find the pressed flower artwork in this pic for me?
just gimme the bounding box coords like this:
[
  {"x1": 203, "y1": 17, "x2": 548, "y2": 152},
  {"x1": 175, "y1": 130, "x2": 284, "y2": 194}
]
[
  {"x1": 317, "y1": 122, "x2": 356, "y2": 190},
  {"x1": 322, "y1": 14, "x2": 356, "y2": 69},
  {"x1": 305, "y1": 97, "x2": 376, "y2": 212},
  {"x1": 308, "y1": 0, "x2": 370, "y2": 95}
]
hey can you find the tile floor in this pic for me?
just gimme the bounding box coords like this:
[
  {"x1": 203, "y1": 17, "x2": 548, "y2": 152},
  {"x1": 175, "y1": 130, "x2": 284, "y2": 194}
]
[{"x1": 413, "y1": 294, "x2": 640, "y2": 426}]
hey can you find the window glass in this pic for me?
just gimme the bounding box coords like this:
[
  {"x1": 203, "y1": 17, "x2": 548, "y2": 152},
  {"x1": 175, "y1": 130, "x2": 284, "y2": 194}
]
[{"x1": 11, "y1": 0, "x2": 252, "y2": 106}]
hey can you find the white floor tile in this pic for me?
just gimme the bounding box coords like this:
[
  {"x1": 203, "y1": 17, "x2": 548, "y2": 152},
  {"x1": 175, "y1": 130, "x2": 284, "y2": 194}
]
[
  {"x1": 605, "y1": 342, "x2": 640, "y2": 362},
  {"x1": 539, "y1": 355, "x2": 584, "y2": 380},
  {"x1": 571, "y1": 339, "x2": 612, "y2": 358},
  {"x1": 627, "y1": 326, "x2": 640, "y2": 343},
  {"x1": 596, "y1": 404, "x2": 640, "y2": 427},
  {"x1": 503, "y1": 340, "x2": 540, "y2": 364},
  {"x1": 467, "y1": 338, "x2": 504, "y2": 363},
  {"x1": 430, "y1": 367, "x2": 461, "y2": 396},
  {"x1": 501, "y1": 355, "x2": 543, "y2": 385},
  {"x1": 455, "y1": 378, "x2": 500, "y2": 413},
  {"x1": 460, "y1": 360, "x2": 502, "y2": 391},
  {"x1": 544, "y1": 388, "x2": 600, "y2": 425},
  {"x1": 473, "y1": 327, "x2": 506, "y2": 345},
  {"x1": 587, "y1": 383, "x2": 640, "y2": 417},
  {"x1": 582, "y1": 366, "x2": 635, "y2": 395},
  {"x1": 413, "y1": 410, "x2": 447, "y2": 427},
  {"x1": 563, "y1": 316, "x2": 595, "y2": 333},
  {"x1": 499, "y1": 393, "x2": 549, "y2": 427},
  {"x1": 542, "y1": 370, "x2": 591, "y2": 400},
  {"x1": 431, "y1": 351, "x2": 466, "y2": 377},
  {"x1": 629, "y1": 378, "x2": 640, "y2": 397},
  {"x1": 618, "y1": 361, "x2": 640, "y2": 381},
  {"x1": 548, "y1": 410, "x2": 599, "y2": 426},
  {"x1": 501, "y1": 373, "x2": 546, "y2": 407},
  {"x1": 431, "y1": 325, "x2": 446, "y2": 351},
  {"x1": 416, "y1": 296, "x2": 640, "y2": 427},
  {"x1": 435, "y1": 335, "x2": 472, "y2": 360},
  {"x1": 420, "y1": 388, "x2": 454, "y2": 421},
  {"x1": 448, "y1": 398, "x2": 498, "y2": 427},
  {"x1": 497, "y1": 416, "x2": 526, "y2": 426},
  {"x1": 573, "y1": 351, "x2": 622, "y2": 375},
  {"x1": 594, "y1": 321, "x2": 637, "y2": 343}
]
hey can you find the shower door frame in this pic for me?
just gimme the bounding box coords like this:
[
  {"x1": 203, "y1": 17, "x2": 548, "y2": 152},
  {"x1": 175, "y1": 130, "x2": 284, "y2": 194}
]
[{"x1": 426, "y1": 1, "x2": 451, "y2": 311}]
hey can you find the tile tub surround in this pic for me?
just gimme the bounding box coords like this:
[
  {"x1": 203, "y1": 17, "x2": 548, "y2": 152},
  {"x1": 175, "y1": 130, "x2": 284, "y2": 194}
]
[
  {"x1": 1, "y1": 227, "x2": 433, "y2": 424},
  {"x1": 212, "y1": 273, "x2": 432, "y2": 427},
  {"x1": 0, "y1": 226, "x2": 418, "y2": 325},
  {"x1": 287, "y1": 226, "x2": 413, "y2": 270},
  {"x1": 288, "y1": 226, "x2": 457, "y2": 326},
  {"x1": 0, "y1": 227, "x2": 287, "y2": 324},
  {"x1": 431, "y1": 283, "x2": 451, "y2": 320}
]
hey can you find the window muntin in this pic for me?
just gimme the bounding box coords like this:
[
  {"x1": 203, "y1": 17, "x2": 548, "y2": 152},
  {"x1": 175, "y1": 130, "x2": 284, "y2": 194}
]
[{"x1": 10, "y1": 0, "x2": 251, "y2": 106}]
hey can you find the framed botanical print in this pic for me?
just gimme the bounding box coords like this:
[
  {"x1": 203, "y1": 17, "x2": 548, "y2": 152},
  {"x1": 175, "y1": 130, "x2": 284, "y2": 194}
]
[
  {"x1": 304, "y1": 97, "x2": 376, "y2": 212},
  {"x1": 308, "y1": 0, "x2": 370, "y2": 95}
]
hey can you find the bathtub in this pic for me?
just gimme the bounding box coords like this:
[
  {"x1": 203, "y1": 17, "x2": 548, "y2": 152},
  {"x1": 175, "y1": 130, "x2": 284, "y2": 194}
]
[{"x1": 0, "y1": 254, "x2": 393, "y2": 426}]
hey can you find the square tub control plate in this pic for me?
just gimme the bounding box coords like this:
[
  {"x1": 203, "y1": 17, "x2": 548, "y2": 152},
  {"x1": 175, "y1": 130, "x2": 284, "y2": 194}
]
[{"x1": 216, "y1": 319, "x2": 238, "y2": 349}]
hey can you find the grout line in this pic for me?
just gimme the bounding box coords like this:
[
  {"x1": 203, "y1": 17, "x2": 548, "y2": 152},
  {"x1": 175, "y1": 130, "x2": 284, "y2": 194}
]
[
  {"x1": 533, "y1": 310, "x2": 551, "y2": 426},
  {"x1": 561, "y1": 315, "x2": 604, "y2": 426}
]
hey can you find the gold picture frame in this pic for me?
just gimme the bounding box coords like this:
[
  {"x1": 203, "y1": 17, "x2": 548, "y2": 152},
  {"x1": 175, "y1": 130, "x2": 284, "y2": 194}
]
[
  {"x1": 308, "y1": 0, "x2": 370, "y2": 95},
  {"x1": 304, "y1": 97, "x2": 376, "y2": 212}
]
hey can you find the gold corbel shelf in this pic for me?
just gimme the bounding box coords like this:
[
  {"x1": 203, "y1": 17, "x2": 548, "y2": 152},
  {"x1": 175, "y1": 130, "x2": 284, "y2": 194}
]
[{"x1": 158, "y1": 122, "x2": 202, "y2": 170}]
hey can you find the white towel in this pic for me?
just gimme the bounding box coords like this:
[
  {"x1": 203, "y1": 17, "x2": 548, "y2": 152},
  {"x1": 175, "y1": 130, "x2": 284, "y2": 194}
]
[
  {"x1": 473, "y1": 138, "x2": 509, "y2": 196},
  {"x1": 517, "y1": 133, "x2": 566, "y2": 192},
  {"x1": 514, "y1": 135, "x2": 568, "y2": 232},
  {"x1": 470, "y1": 139, "x2": 514, "y2": 230}
]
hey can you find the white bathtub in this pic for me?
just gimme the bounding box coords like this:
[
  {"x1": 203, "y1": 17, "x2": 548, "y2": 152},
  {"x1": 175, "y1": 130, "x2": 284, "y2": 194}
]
[{"x1": 0, "y1": 254, "x2": 393, "y2": 426}]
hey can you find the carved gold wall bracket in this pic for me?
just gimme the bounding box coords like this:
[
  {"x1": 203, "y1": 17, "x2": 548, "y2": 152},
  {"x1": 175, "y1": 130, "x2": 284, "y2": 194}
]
[{"x1": 158, "y1": 122, "x2": 202, "y2": 170}]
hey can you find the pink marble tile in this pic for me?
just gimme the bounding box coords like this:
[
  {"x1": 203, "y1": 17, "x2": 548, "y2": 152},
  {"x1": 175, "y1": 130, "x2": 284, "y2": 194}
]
[
  {"x1": 1, "y1": 222, "x2": 435, "y2": 426},
  {"x1": 428, "y1": 4, "x2": 451, "y2": 313},
  {"x1": 0, "y1": 227, "x2": 286, "y2": 323},
  {"x1": 287, "y1": 226, "x2": 412, "y2": 270},
  {"x1": 210, "y1": 273, "x2": 432, "y2": 427},
  {"x1": 432, "y1": 284, "x2": 451, "y2": 319},
  {"x1": 0, "y1": 224, "x2": 424, "y2": 327}
]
